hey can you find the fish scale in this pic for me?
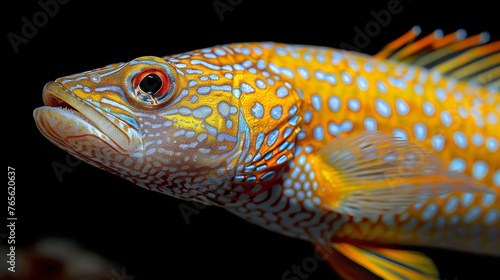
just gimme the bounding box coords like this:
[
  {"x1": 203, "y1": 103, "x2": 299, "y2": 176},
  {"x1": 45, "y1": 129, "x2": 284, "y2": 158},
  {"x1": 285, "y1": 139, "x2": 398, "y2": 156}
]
[
  {"x1": 225, "y1": 42, "x2": 499, "y2": 251},
  {"x1": 34, "y1": 28, "x2": 499, "y2": 279}
]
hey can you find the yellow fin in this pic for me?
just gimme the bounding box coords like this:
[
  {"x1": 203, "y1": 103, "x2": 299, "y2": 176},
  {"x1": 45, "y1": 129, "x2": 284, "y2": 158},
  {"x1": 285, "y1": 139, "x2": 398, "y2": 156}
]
[
  {"x1": 375, "y1": 27, "x2": 499, "y2": 89},
  {"x1": 315, "y1": 243, "x2": 439, "y2": 280},
  {"x1": 313, "y1": 131, "x2": 492, "y2": 216}
]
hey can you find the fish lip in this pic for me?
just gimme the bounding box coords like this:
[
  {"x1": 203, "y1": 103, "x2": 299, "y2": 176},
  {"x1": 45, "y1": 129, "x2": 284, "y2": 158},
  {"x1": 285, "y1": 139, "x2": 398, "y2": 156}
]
[
  {"x1": 38, "y1": 81, "x2": 139, "y2": 152},
  {"x1": 41, "y1": 81, "x2": 95, "y2": 125}
]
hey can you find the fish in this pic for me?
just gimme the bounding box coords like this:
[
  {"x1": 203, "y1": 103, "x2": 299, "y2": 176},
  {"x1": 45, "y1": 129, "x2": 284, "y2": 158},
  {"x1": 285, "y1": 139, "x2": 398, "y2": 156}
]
[{"x1": 33, "y1": 26, "x2": 500, "y2": 279}]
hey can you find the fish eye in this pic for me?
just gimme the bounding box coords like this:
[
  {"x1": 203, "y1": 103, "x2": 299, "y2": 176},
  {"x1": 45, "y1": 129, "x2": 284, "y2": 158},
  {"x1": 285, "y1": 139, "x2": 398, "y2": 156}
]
[
  {"x1": 140, "y1": 73, "x2": 163, "y2": 95},
  {"x1": 132, "y1": 69, "x2": 172, "y2": 105}
]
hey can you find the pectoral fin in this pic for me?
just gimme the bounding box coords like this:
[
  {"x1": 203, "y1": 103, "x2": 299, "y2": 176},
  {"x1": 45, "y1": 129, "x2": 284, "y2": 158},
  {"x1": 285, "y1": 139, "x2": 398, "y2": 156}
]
[
  {"x1": 313, "y1": 131, "x2": 492, "y2": 216},
  {"x1": 314, "y1": 242, "x2": 439, "y2": 280}
]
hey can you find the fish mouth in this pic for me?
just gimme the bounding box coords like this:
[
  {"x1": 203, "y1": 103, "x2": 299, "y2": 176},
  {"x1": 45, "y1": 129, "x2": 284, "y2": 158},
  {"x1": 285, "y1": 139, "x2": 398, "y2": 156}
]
[{"x1": 33, "y1": 81, "x2": 141, "y2": 154}]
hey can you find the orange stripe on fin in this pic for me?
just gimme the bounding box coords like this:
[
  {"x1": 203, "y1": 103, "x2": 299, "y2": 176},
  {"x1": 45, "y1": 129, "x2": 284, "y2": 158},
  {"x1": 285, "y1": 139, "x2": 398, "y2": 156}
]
[
  {"x1": 434, "y1": 41, "x2": 500, "y2": 74},
  {"x1": 315, "y1": 243, "x2": 439, "y2": 280},
  {"x1": 374, "y1": 26, "x2": 421, "y2": 60},
  {"x1": 449, "y1": 53, "x2": 500, "y2": 81},
  {"x1": 392, "y1": 29, "x2": 444, "y2": 61}
]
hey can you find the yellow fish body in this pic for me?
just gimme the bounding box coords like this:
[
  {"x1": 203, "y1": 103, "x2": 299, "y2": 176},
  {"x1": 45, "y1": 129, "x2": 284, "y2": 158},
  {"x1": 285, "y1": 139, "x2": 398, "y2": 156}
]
[{"x1": 34, "y1": 27, "x2": 499, "y2": 279}]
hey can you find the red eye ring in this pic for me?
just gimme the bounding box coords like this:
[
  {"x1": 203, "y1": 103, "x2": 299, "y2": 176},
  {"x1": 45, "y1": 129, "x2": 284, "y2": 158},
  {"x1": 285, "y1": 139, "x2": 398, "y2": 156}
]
[{"x1": 132, "y1": 69, "x2": 170, "y2": 102}]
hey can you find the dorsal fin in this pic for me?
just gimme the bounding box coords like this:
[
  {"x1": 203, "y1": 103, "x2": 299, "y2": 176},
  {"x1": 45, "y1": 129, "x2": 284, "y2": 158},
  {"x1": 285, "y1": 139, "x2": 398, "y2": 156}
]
[{"x1": 375, "y1": 26, "x2": 499, "y2": 89}]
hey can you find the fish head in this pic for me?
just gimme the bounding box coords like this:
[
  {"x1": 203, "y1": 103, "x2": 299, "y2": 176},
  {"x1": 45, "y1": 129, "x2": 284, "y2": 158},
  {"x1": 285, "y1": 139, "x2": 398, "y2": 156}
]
[{"x1": 34, "y1": 47, "x2": 303, "y2": 205}]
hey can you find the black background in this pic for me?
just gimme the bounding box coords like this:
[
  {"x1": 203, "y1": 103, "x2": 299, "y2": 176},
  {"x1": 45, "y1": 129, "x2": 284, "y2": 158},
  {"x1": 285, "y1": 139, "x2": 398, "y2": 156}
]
[{"x1": 5, "y1": 0, "x2": 499, "y2": 279}]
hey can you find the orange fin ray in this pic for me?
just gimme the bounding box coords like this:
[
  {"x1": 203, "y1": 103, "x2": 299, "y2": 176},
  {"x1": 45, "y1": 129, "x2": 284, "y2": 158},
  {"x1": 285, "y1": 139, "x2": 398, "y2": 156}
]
[
  {"x1": 314, "y1": 242, "x2": 439, "y2": 280},
  {"x1": 375, "y1": 27, "x2": 498, "y2": 88}
]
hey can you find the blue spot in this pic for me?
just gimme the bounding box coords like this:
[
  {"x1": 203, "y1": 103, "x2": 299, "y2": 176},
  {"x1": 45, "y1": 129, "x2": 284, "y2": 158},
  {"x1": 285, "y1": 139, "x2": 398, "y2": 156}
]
[
  {"x1": 288, "y1": 115, "x2": 300, "y2": 126},
  {"x1": 461, "y1": 193, "x2": 475, "y2": 208},
  {"x1": 436, "y1": 216, "x2": 446, "y2": 229},
  {"x1": 432, "y1": 134, "x2": 445, "y2": 152},
  {"x1": 472, "y1": 160, "x2": 488, "y2": 180},
  {"x1": 363, "y1": 63, "x2": 373, "y2": 72},
  {"x1": 328, "y1": 96, "x2": 340, "y2": 112},
  {"x1": 356, "y1": 76, "x2": 368, "y2": 91},
  {"x1": 348, "y1": 60, "x2": 359, "y2": 71},
  {"x1": 255, "y1": 79, "x2": 266, "y2": 89},
  {"x1": 303, "y1": 52, "x2": 312, "y2": 61},
  {"x1": 388, "y1": 77, "x2": 406, "y2": 90},
  {"x1": 214, "y1": 49, "x2": 226, "y2": 56},
  {"x1": 328, "y1": 122, "x2": 340, "y2": 136},
  {"x1": 414, "y1": 84, "x2": 423, "y2": 95},
  {"x1": 331, "y1": 51, "x2": 343, "y2": 65},
  {"x1": 340, "y1": 120, "x2": 353, "y2": 132},
  {"x1": 316, "y1": 53, "x2": 326, "y2": 63},
  {"x1": 298, "y1": 155, "x2": 306, "y2": 166},
  {"x1": 270, "y1": 105, "x2": 283, "y2": 120},
  {"x1": 240, "y1": 82, "x2": 255, "y2": 93},
  {"x1": 348, "y1": 98, "x2": 360, "y2": 112},
  {"x1": 422, "y1": 202, "x2": 438, "y2": 220},
  {"x1": 494, "y1": 170, "x2": 500, "y2": 188},
  {"x1": 304, "y1": 110, "x2": 312, "y2": 124},
  {"x1": 341, "y1": 72, "x2": 352, "y2": 85},
  {"x1": 440, "y1": 111, "x2": 452, "y2": 127},
  {"x1": 444, "y1": 196, "x2": 458, "y2": 213},
  {"x1": 449, "y1": 158, "x2": 466, "y2": 172},
  {"x1": 484, "y1": 209, "x2": 499, "y2": 225},
  {"x1": 486, "y1": 137, "x2": 499, "y2": 152},
  {"x1": 464, "y1": 206, "x2": 482, "y2": 223},
  {"x1": 276, "y1": 155, "x2": 288, "y2": 165},
  {"x1": 364, "y1": 117, "x2": 377, "y2": 131},
  {"x1": 472, "y1": 133, "x2": 483, "y2": 146},
  {"x1": 312, "y1": 94, "x2": 322, "y2": 111},
  {"x1": 197, "y1": 86, "x2": 211, "y2": 94},
  {"x1": 297, "y1": 67, "x2": 309, "y2": 79},
  {"x1": 255, "y1": 132, "x2": 265, "y2": 150},
  {"x1": 314, "y1": 70, "x2": 325, "y2": 81},
  {"x1": 305, "y1": 145, "x2": 314, "y2": 154},
  {"x1": 261, "y1": 170, "x2": 276, "y2": 181},
  {"x1": 487, "y1": 112, "x2": 498, "y2": 125},
  {"x1": 377, "y1": 80, "x2": 387, "y2": 93},
  {"x1": 481, "y1": 193, "x2": 495, "y2": 207},
  {"x1": 313, "y1": 125, "x2": 324, "y2": 141},
  {"x1": 267, "y1": 129, "x2": 279, "y2": 147},
  {"x1": 375, "y1": 98, "x2": 391, "y2": 118},
  {"x1": 423, "y1": 102, "x2": 435, "y2": 116},
  {"x1": 377, "y1": 63, "x2": 388, "y2": 72},
  {"x1": 224, "y1": 72, "x2": 233, "y2": 80},
  {"x1": 325, "y1": 74, "x2": 337, "y2": 85},
  {"x1": 396, "y1": 99, "x2": 409, "y2": 116},
  {"x1": 435, "y1": 88, "x2": 446, "y2": 101},
  {"x1": 289, "y1": 105, "x2": 298, "y2": 116},
  {"x1": 393, "y1": 129, "x2": 407, "y2": 140},
  {"x1": 251, "y1": 102, "x2": 264, "y2": 119},
  {"x1": 256, "y1": 59, "x2": 266, "y2": 69},
  {"x1": 256, "y1": 163, "x2": 268, "y2": 171},
  {"x1": 232, "y1": 89, "x2": 241, "y2": 99},
  {"x1": 413, "y1": 123, "x2": 427, "y2": 141},
  {"x1": 276, "y1": 86, "x2": 288, "y2": 98},
  {"x1": 453, "y1": 131, "x2": 468, "y2": 149}
]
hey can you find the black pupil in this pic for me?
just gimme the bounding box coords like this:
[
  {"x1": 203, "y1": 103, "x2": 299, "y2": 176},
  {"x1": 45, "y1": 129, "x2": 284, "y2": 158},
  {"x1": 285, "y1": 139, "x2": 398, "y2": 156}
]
[{"x1": 139, "y1": 74, "x2": 162, "y2": 95}]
